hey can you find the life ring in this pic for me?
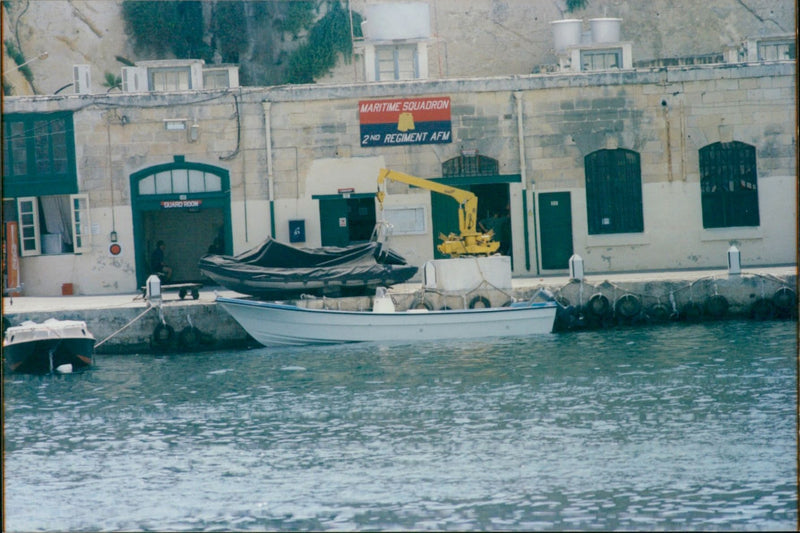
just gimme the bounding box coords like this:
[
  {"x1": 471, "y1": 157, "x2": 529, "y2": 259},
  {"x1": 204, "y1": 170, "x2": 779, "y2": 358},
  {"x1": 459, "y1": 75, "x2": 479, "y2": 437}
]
[
  {"x1": 681, "y1": 302, "x2": 703, "y2": 322},
  {"x1": 615, "y1": 294, "x2": 642, "y2": 319},
  {"x1": 772, "y1": 287, "x2": 796, "y2": 316},
  {"x1": 703, "y1": 294, "x2": 729, "y2": 319},
  {"x1": 151, "y1": 323, "x2": 174, "y2": 349},
  {"x1": 178, "y1": 326, "x2": 200, "y2": 350},
  {"x1": 750, "y1": 298, "x2": 774, "y2": 321},
  {"x1": 468, "y1": 295, "x2": 491, "y2": 309},
  {"x1": 587, "y1": 293, "x2": 610, "y2": 316},
  {"x1": 648, "y1": 303, "x2": 671, "y2": 322}
]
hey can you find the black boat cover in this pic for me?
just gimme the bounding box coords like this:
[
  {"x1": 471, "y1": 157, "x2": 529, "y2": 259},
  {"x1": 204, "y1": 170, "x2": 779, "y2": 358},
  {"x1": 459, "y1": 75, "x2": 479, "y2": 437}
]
[{"x1": 198, "y1": 237, "x2": 418, "y2": 298}]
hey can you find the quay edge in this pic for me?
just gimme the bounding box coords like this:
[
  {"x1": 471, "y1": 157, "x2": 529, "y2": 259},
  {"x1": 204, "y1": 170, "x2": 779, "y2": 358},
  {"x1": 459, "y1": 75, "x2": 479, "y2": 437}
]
[{"x1": 1, "y1": 267, "x2": 796, "y2": 355}]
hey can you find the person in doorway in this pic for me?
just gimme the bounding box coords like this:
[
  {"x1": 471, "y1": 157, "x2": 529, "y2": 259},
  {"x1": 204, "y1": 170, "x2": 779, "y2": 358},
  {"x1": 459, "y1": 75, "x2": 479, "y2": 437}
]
[{"x1": 150, "y1": 240, "x2": 173, "y2": 281}]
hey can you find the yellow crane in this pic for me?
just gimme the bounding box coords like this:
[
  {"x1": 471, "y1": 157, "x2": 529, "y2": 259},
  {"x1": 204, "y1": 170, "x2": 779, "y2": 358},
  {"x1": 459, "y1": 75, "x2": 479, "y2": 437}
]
[{"x1": 376, "y1": 168, "x2": 500, "y2": 257}]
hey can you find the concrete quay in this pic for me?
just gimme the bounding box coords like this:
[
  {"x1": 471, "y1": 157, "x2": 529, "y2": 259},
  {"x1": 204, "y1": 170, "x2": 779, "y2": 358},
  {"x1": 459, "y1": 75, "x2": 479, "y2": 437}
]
[{"x1": 2, "y1": 265, "x2": 796, "y2": 354}]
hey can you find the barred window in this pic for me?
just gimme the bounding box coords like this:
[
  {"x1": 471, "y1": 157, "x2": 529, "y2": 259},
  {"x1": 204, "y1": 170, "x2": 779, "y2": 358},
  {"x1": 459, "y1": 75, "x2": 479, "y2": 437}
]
[
  {"x1": 581, "y1": 48, "x2": 621, "y2": 71},
  {"x1": 442, "y1": 154, "x2": 498, "y2": 177},
  {"x1": 699, "y1": 141, "x2": 759, "y2": 228},
  {"x1": 584, "y1": 149, "x2": 643, "y2": 234},
  {"x1": 149, "y1": 67, "x2": 191, "y2": 91}
]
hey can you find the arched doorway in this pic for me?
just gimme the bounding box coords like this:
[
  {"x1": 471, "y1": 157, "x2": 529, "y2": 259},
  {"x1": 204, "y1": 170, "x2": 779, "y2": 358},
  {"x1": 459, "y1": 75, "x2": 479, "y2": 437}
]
[{"x1": 130, "y1": 156, "x2": 232, "y2": 286}]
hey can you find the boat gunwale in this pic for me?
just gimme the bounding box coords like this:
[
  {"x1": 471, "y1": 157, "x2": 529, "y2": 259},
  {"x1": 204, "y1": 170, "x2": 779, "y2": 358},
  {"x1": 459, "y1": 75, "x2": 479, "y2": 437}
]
[{"x1": 215, "y1": 296, "x2": 558, "y2": 316}]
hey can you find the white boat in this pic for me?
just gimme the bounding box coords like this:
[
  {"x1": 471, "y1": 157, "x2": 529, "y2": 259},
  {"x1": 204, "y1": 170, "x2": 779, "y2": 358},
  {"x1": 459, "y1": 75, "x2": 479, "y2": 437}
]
[
  {"x1": 216, "y1": 293, "x2": 557, "y2": 347},
  {"x1": 3, "y1": 319, "x2": 95, "y2": 374}
]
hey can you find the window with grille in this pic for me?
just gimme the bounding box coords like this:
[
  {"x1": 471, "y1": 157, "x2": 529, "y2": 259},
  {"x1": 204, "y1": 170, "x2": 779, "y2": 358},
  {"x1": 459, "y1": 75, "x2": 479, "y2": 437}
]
[
  {"x1": 375, "y1": 45, "x2": 418, "y2": 80},
  {"x1": 149, "y1": 67, "x2": 191, "y2": 91},
  {"x1": 699, "y1": 141, "x2": 760, "y2": 228},
  {"x1": 442, "y1": 154, "x2": 499, "y2": 177},
  {"x1": 584, "y1": 149, "x2": 643, "y2": 234},
  {"x1": 203, "y1": 70, "x2": 230, "y2": 89},
  {"x1": 137, "y1": 169, "x2": 223, "y2": 195},
  {"x1": 757, "y1": 40, "x2": 795, "y2": 61},
  {"x1": 580, "y1": 48, "x2": 622, "y2": 71}
]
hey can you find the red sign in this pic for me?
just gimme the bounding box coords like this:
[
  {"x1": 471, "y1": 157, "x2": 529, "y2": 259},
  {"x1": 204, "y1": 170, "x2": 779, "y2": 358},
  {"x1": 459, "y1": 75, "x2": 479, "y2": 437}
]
[
  {"x1": 109, "y1": 243, "x2": 122, "y2": 256},
  {"x1": 359, "y1": 96, "x2": 452, "y2": 147},
  {"x1": 161, "y1": 199, "x2": 202, "y2": 209}
]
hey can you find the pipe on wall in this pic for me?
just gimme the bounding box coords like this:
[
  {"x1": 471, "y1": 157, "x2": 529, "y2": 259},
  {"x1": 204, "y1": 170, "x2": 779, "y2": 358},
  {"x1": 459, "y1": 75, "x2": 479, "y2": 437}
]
[
  {"x1": 262, "y1": 101, "x2": 276, "y2": 238},
  {"x1": 514, "y1": 91, "x2": 538, "y2": 274}
]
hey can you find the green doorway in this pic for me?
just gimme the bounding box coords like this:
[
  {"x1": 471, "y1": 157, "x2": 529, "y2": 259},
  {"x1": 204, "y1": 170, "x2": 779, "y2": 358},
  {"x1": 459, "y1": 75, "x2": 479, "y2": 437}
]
[{"x1": 130, "y1": 156, "x2": 232, "y2": 286}]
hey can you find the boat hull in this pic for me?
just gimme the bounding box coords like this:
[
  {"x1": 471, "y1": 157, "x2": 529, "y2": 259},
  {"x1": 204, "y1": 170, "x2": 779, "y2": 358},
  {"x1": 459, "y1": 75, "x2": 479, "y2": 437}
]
[
  {"x1": 4, "y1": 338, "x2": 95, "y2": 374},
  {"x1": 217, "y1": 297, "x2": 557, "y2": 347},
  {"x1": 3, "y1": 320, "x2": 95, "y2": 374}
]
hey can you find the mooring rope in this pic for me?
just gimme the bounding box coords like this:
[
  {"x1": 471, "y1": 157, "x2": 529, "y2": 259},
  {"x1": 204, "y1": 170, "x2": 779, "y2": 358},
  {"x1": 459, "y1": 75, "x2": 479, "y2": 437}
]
[{"x1": 95, "y1": 306, "x2": 155, "y2": 349}]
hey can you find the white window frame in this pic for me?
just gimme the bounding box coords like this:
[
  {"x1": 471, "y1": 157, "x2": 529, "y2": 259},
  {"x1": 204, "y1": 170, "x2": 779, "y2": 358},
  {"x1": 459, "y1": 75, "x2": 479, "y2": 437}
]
[
  {"x1": 17, "y1": 197, "x2": 41, "y2": 257},
  {"x1": 16, "y1": 194, "x2": 90, "y2": 256},
  {"x1": 70, "y1": 194, "x2": 90, "y2": 254},
  {"x1": 149, "y1": 67, "x2": 192, "y2": 91},
  {"x1": 375, "y1": 44, "x2": 419, "y2": 81},
  {"x1": 379, "y1": 206, "x2": 427, "y2": 235}
]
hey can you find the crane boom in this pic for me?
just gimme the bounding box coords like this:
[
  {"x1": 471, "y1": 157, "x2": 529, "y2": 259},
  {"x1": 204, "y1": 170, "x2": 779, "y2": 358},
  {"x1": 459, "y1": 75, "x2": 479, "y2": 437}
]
[{"x1": 376, "y1": 168, "x2": 500, "y2": 257}]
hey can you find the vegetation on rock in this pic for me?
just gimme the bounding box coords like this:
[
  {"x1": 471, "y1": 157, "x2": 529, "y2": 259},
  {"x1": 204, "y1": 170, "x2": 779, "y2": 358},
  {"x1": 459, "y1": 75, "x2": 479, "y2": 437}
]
[{"x1": 121, "y1": 0, "x2": 360, "y2": 86}]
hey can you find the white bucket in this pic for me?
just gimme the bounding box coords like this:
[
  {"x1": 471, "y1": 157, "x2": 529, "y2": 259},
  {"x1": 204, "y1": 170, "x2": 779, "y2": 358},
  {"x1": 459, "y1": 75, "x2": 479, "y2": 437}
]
[{"x1": 589, "y1": 18, "x2": 622, "y2": 43}]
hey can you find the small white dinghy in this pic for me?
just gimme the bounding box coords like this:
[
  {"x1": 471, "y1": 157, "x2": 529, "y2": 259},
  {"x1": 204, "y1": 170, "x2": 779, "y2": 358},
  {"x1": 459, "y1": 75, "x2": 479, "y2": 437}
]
[{"x1": 216, "y1": 289, "x2": 557, "y2": 348}]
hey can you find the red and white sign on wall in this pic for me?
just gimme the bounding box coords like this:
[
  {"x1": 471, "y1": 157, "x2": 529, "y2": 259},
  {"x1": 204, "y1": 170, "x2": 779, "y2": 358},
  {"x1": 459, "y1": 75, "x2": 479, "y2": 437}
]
[{"x1": 359, "y1": 96, "x2": 452, "y2": 147}]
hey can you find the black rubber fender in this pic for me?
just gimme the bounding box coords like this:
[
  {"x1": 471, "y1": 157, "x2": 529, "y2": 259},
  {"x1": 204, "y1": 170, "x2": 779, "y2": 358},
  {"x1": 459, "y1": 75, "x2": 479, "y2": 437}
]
[
  {"x1": 468, "y1": 295, "x2": 491, "y2": 309},
  {"x1": 412, "y1": 299, "x2": 433, "y2": 311},
  {"x1": 151, "y1": 323, "x2": 174, "y2": 349},
  {"x1": 773, "y1": 287, "x2": 796, "y2": 315},
  {"x1": 750, "y1": 298, "x2": 775, "y2": 321},
  {"x1": 681, "y1": 302, "x2": 703, "y2": 322},
  {"x1": 178, "y1": 326, "x2": 201, "y2": 350},
  {"x1": 647, "y1": 303, "x2": 671, "y2": 322},
  {"x1": 615, "y1": 294, "x2": 642, "y2": 319},
  {"x1": 703, "y1": 294, "x2": 729, "y2": 319},
  {"x1": 587, "y1": 293, "x2": 610, "y2": 316}
]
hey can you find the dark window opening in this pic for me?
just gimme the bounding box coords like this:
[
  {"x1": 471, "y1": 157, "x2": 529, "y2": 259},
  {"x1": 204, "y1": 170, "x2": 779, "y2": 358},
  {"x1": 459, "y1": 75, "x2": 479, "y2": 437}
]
[{"x1": 699, "y1": 141, "x2": 760, "y2": 228}]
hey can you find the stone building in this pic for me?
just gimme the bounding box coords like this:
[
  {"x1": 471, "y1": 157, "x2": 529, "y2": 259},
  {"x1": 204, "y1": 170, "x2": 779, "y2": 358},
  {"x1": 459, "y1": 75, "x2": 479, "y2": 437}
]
[{"x1": 1, "y1": 1, "x2": 796, "y2": 296}]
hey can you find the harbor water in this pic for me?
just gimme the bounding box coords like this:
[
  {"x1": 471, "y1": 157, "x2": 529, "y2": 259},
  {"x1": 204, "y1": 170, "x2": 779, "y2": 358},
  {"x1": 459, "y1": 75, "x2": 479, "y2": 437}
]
[{"x1": 3, "y1": 320, "x2": 797, "y2": 531}]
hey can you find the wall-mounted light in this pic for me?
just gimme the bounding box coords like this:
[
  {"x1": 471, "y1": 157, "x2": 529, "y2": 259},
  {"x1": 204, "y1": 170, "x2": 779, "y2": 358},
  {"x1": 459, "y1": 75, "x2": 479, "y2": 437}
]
[
  {"x1": 110, "y1": 230, "x2": 118, "y2": 243},
  {"x1": 164, "y1": 118, "x2": 187, "y2": 131}
]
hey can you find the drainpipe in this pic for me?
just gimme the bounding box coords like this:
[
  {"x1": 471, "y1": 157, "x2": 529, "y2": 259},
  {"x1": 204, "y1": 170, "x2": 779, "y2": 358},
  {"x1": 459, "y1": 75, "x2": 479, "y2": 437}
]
[
  {"x1": 514, "y1": 91, "x2": 538, "y2": 274},
  {"x1": 262, "y1": 101, "x2": 276, "y2": 238}
]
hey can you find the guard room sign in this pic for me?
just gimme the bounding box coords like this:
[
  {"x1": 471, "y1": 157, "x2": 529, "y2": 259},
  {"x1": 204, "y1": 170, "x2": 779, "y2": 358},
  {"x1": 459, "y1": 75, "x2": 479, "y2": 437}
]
[{"x1": 359, "y1": 96, "x2": 452, "y2": 147}]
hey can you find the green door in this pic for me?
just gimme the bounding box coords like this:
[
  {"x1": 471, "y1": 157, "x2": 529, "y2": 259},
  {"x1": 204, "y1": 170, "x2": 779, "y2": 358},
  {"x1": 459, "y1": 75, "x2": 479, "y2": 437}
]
[
  {"x1": 430, "y1": 193, "x2": 460, "y2": 259},
  {"x1": 319, "y1": 199, "x2": 349, "y2": 247},
  {"x1": 538, "y1": 192, "x2": 573, "y2": 270}
]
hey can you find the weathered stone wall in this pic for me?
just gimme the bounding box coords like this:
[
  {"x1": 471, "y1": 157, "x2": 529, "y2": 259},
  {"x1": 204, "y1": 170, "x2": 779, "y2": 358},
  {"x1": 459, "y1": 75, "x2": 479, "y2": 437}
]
[
  {"x1": 8, "y1": 59, "x2": 794, "y2": 295},
  {"x1": 3, "y1": 0, "x2": 794, "y2": 94}
]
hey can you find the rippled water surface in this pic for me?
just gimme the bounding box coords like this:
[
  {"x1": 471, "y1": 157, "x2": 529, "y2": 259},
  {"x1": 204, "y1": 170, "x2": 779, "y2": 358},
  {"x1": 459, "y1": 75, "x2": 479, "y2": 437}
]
[{"x1": 4, "y1": 320, "x2": 797, "y2": 531}]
